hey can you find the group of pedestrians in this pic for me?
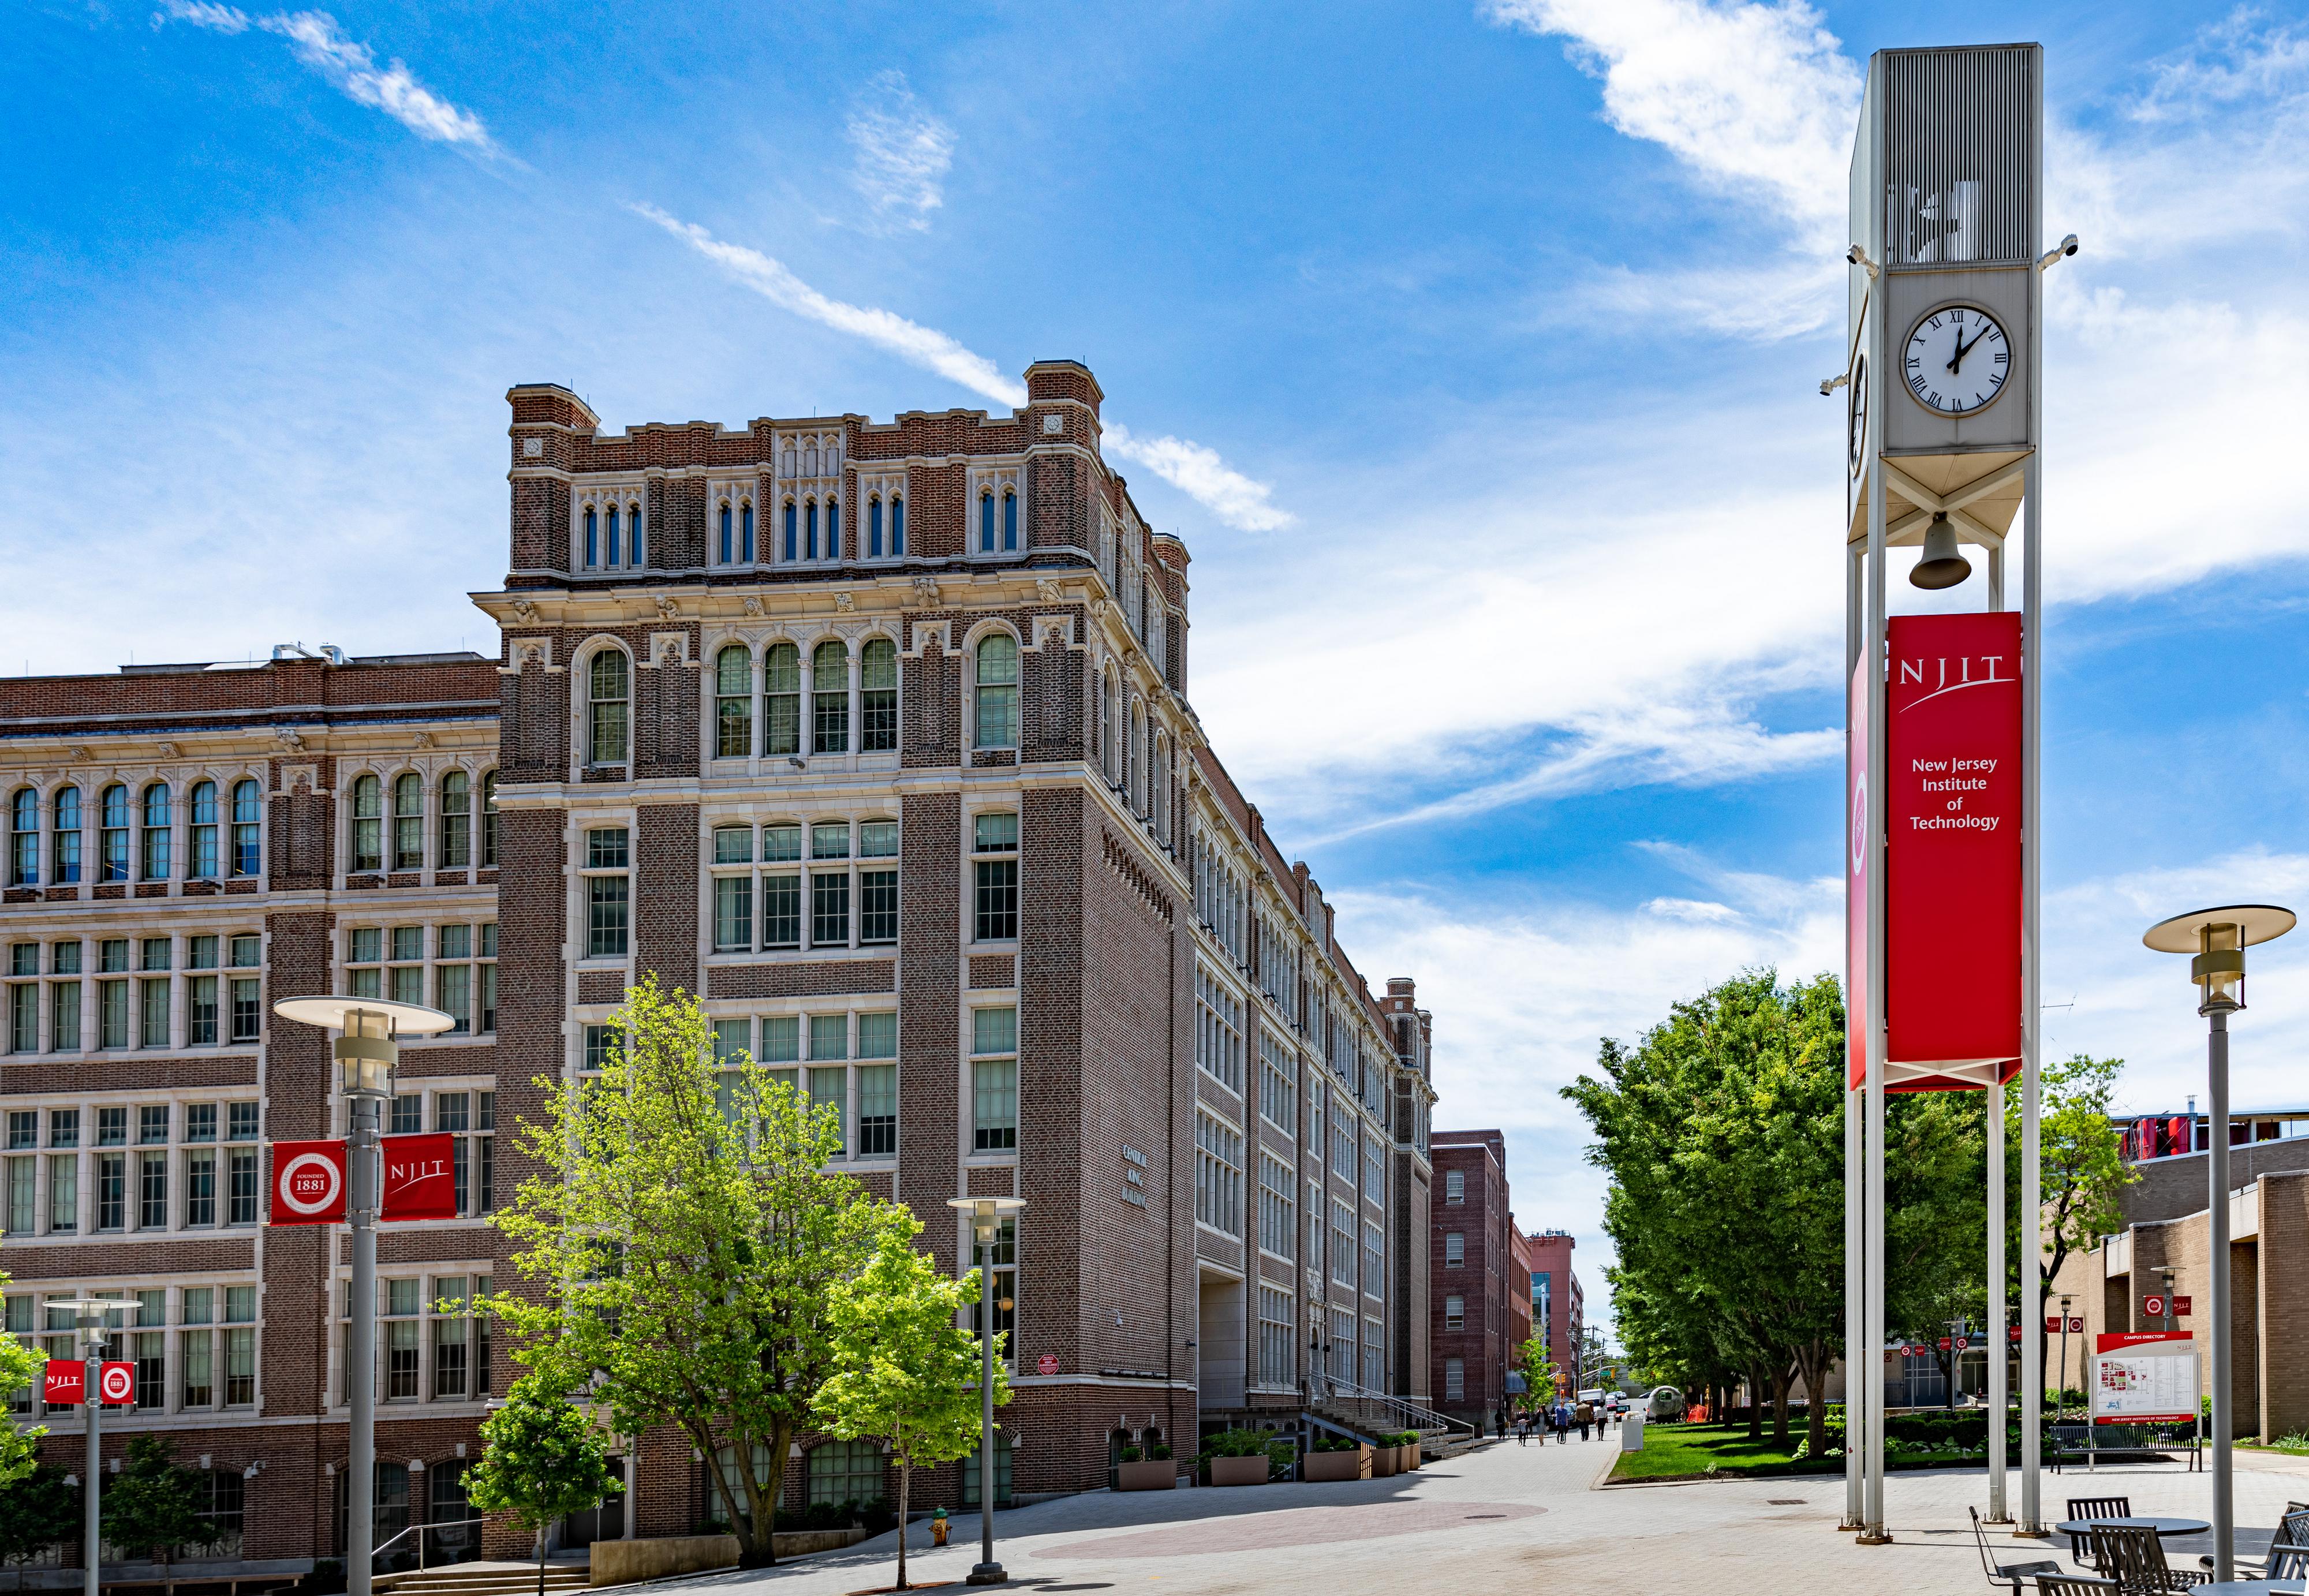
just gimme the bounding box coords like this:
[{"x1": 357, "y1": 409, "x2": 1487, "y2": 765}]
[{"x1": 1511, "y1": 1396, "x2": 1611, "y2": 1444}]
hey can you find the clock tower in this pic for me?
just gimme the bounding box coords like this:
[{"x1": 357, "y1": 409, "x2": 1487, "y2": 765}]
[{"x1": 1840, "y1": 42, "x2": 2063, "y2": 1548}]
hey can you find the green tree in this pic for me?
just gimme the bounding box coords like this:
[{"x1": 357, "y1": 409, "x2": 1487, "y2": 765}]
[
  {"x1": 491, "y1": 977, "x2": 914, "y2": 1565},
  {"x1": 1513, "y1": 1335, "x2": 1553, "y2": 1410},
  {"x1": 0, "y1": 1464, "x2": 79, "y2": 1577},
  {"x1": 465, "y1": 1375, "x2": 623, "y2": 1596},
  {"x1": 0, "y1": 1268, "x2": 46, "y2": 1488},
  {"x1": 99, "y1": 1437, "x2": 225, "y2": 1591},
  {"x1": 815, "y1": 1232, "x2": 1010, "y2": 1591},
  {"x1": 2007, "y1": 1055, "x2": 2136, "y2": 1397}
]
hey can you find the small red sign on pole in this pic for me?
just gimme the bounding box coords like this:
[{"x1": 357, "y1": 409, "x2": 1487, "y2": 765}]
[
  {"x1": 42, "y1": 1363, "x2": 83, "y2": 1406},
  {"x1": 1035, "y1": 1354, "x2": 1058, "y2": 1377},
  {"x1": 1955, "y1": 1336, "x2": 1971, "y2": 1351},
  {"x1": 2143, "y1": 1294, "x2": 2167, "y2": 1319},
  {"x1": 271, "y1": 1139, "x2": 348, "y2": 1225},
  {"x1": 2009, "y1": 1325, "x2": 2023, "y2": 1341},
  {"x1": 1938, "y1": 1337, "x2": 1952, "y2": 1351},
  {"x1": 381, "y1": 1134, "x2": 458, "y2": 1222},
  {"x1": 2068, "y1": 1316, "x2": 2085, "y2": 1334},
  {"x1": 97, "y1": 1361, "x2": 135, "y2": 1406},
  {"x1": 2045, "y1": 1315, "x2": 2061, "y2": 1333},
  {"x1": 2170, "y1": 1296, "x2": 2193, "y2": 1317}
]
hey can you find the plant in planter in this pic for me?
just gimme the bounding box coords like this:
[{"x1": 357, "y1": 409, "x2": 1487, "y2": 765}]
[{"x1": 1119, "y1": 1445, "x2": 1143, "y2": 1463}]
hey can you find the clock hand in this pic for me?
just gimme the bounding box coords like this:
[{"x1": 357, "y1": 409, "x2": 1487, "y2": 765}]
[{"x1": 1948, "y1": 325, "x2": 1982, "y2": 374}]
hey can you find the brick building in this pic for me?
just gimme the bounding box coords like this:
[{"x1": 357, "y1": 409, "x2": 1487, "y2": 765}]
[
  {"x1": 0, "y1": 359, "x2": 1438, "y2": 1578},
  {"x1": 1526, "y1": 1228, "x2": 1582, "y2": 1395},
  {"x1": 1429, "y1": 1129, "x2": 1517, "y2": 1429}
]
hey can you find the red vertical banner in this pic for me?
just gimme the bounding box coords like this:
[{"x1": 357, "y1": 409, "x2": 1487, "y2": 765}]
[
  {"x1": 42, "y1": 1362, "x2": 84, "y2": 1406},
  {"x1": 1884, "y1": 612, "x2": 2023, "y2": 1085},
  {"x1": 381, "y1": 1134, "x2": 458, "y2": 1221},
  {"x1": 271, "y1": 1139, "x2": 348, "y2": 1225},
  {"x1": 1847, "y1": 653, "x2": 1871, "y2": 1090}
]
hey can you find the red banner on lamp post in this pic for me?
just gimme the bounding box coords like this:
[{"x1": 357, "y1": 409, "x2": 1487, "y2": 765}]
[
  {"x1": 97, "y1": 1361, "x2": 135, "y2": 1406},
  {"x1": 381, "y1": 1134, "x2": 457, "y2": 1221},
  {"x1": 1847, "y1": 653, "x2": 1872, "y2": 1090},
  {"x1": 42, "y1": 1363, "x2": 83, "y2": 1406},
  {"x1": 271, "y1": 1140, "x2": 348, "y2": 1225},
  {"x1": 1884, "y1": 612, "x2": 2024, "y2": 1089}
]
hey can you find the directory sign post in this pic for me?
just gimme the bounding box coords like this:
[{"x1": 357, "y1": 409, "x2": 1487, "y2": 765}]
[{"x1": 2093, "y1": 1332, "x2": 2198, "y2": 1425}]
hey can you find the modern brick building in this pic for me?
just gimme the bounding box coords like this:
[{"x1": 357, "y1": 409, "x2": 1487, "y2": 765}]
[
  {"x1": 0, "y1": 360, "x2": 1438, "y2": 1578},
  {"x1": 1525, "y1": 1228, "x2": 1582, "y2": 1394},
  {"x1": 1429, "y1": 1129, "x2": 1517, "y2": 1429}
]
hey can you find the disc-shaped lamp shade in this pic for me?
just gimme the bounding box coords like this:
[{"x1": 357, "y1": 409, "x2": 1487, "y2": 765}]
[
  {"x1": 946, "y1": 1194, "x2": 1026, "y2": 1243},
  {"x1": 1910, "y1": 513, "x2": 1973, "y2": 590},
  {"x1": 2143, "y1": 904, "x2": 2296, "y2": 1012},
  {"x1": 273, "y1": 997, "x2": 455, "y2": 1094}
]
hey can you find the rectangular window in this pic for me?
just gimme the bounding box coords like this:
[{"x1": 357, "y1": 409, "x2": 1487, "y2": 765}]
[
  {"x1": 227, "y1": 1101, "x2": 259, "y2": 1141},
  {"x1": 761, "y1": 873, "x2": 802, "y2": 948},
  {"x1": 858, "y1": 868, "x2": 898, "y2": 945},
  {"x1": 227, "y1": 1150, "x2": 259, "y2": 1225},
  {"x1": 972, "y1": 812, "x2": 1019, "y2": 942},
  {"x1": 1194, "y1": 1111, "x2": 1242, "y2": 1235},
  {"x1": 1444, "y1": 1232, "x2": 1464, "y2": 1268},
  {"x1": 433, "y1": 1276, "x2": 471, "y2": 1397},
  {"x1": 855, "y1": 1063, "x2": 896, "y2": 1157},
  {"x1": 810, "y1": 872, "x2": 849, "y2": 947},
  {"x1": 181, "y1": 1289, "x2": 214, "y2": 1407},
  {"x1": 713, "y1": 875, "x2": 753, "y2": 952},
  {"x1": 139, "y1": 1152, "x2": 168, "y2": 1228},
  {"x1": 98, "y1": 980, "x2": 128, "y2": 1049},
  {"x1": 1259, "y1": 1034, "x2": 1296, "y2": 1131},
  {"x1": 47, "y1": 1154, "x2": 76, "y2": 1232},
  {"x1": 1332, "y1": 1198, "x2": 1355, "y2": 1285},
  {"x1": 96, "y1": 1152, "x2": 125, "y2": 1231},
  {"x1": 385, "y1": 1277, "x2": 420, "y2": 1400},
  {"x1": 809, "y1": 1066, "x2": 848, "y2": 1156},
  {"x1": 50, "y1": 982, "x2": 80, "y2": 1052},
  {"x1": 1258, "y1": 1153, "x2": 1295, "y2": 1260},
  {"x1": 1195, "y1": 969, "x2": 1245, "y2": 1094},
  {"x1": 1257, "y1": 1286, "x2": 1295, "y2": 1389},
  {"x1": 188, "y1": 975, "x2": 218, "y2": 1045},
  {"x1": 229, "y1": 978, "x2": 261, "y2": 1043},
  {"x1": 861, "y1": 641, "x2": 898, "y2": 752},
  {"x1": 6, "y1": 985, "x2": 33, "y2": 1055},
  {"x1": 186, "y1": 1149, "x2": 216, "y2": 1227},
  {"x1": 1444, "y1": 1356, "x2": 1464, "y2": 1402},
  {"x1": 435, "y1": 960, "x2": 469, "y2": 1034},
  {"x1": 186, "y1": 1103, "x2": 215, "y2": 1142},
  {"x1": 588, "y1": 874, "x2": 629, "y2": 958},
  {"x1": 139, "y1": 978, "x2": 170, "y2": 1047},
  {"x1": 3, "y1": 1159, "x2": 31, "y2": 1235}
]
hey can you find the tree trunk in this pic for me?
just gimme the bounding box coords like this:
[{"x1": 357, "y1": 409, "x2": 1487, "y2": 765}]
[
  {"x1": 1796, "y1": 1341, "x2": 1832, "y2": 1457},
  {"x1": 894, "y1": 1459, "x2": 910, "y2": 1591},
  {"x1": 696, "y1": 1441, "x2": 757, "y2": 1566},
  {"x1": 1746, "y1": 1367, "x2": 1763, "y2": 1440},
  {"x1": 1770, "y1": 1364, "x2": 1791, "y2": 1448},
  {"x1": 535, "y1": 1534, "x2": 547, "y2": 1596}
]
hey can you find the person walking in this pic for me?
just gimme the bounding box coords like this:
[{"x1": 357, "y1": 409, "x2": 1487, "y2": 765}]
[{"x1": 1576, "y1": 1398, "x2": 1594, "y2": 1441}]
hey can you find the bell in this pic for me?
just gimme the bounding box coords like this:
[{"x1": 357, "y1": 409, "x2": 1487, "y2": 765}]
[{"x1": 1910, "y1": 512, "x2": 1972, "y2": 590}]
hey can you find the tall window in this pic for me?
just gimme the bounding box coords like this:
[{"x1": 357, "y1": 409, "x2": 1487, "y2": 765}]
[
  {"x1": 350, "y1": 775, "x2": 382, "y2": 872},
  {"x1": 1445, "y1": 1169, "x2": 1464, "y2": 1204},
  {"x1": 855, "y1": 1012, "x2": 897, "y2": 1156},
  {"x1": 1194, "y1": 968, "x2": 1244, "y2": 1094},
  {"x1": 716, "y1": 496, "x2": 755, "y2": 565},
  {"x1": 8, "y1": 790, "x2": 35, "y2": 887},
  {"x1": 860, "y1": 638, "x2": 898, "y2": 753},
  {"x1": 582, "y1": 504, "x2": 597, "y2": 569},
  {"x1": 139, "y1": 783, "x2": 171, "y2": 881},
  {"x1": 1002, "y1": 489, "x2": 1018, "y2": 551},
  {"x1": 1444, "y1": 1357, "x2": 1464, "y2": 1402},
  {"x1": 761, "y1": 824, "x2": 802, "y2": 948},
  {"x1": 979, "y1": 491, "x2": 996, "y2": 553},
  {"x1": 711, "y1": 828, "x2": 753, "y2": 952},
  {"x1": 1259, "y1": 1034, "x2": 1297, "y2": 1131},
  {"x1": 824, "y1": 497, "x2": 839, "y2": 559},
  {"x1": 187, "y1": 782, "x2": 218, "y2": 880},
  {"x1": 782, "y1": 500, "x2": 797, "y2": 562},
  {"x1": 974, "y1": 634, "x2": 1018, "y2": 750},
  {"x1": 972, "y1": 813, "x2": 1018, "y2": 941},
  {"x1": 1128, "y1": 703, "x2": 1145, "y2": 814},
  {"x1": 970, "y1": 1007, "x2": 1017, "y2": 1153},
  {"x1": 588, "y1": 651, "x2": 629, "y2": 767},
  {"x1": 1444, "y1": 1232, "x2": 1464, "y2": 1268},
  {"x1": 811, "y1": 641, "x2": 849, "y2": 754},
  {"x1": 584, "y1": 828, "x2": 629, "y2": 958},
  {"x1": 51, "y1": 786, "x2": 79, "y2": 884},
  {"x1": 99, "y1": 784, "x2": 128, "y2": 883},
  {"x1": 858, "y1": 820, "x2": 898, "y2": 945},
  {"x1": 1331, "y1": 1198, "x2": 1355, "y2": 1285},
  {"x1": 890, "y1": 495, "x2": 905, "y2": 555},
  {"x1": 438, "y1": 771, "x2": 471, "y2": 868},
  {"x1": 229, "y1": 778, "x2": 261, "y2": 877},
  {"x1": 715, "y1": 645, "x2": 753, "y2": 758},
  {"x1": 1258, "y1": 1153, "x2": 1295, "y2": 1259},
  {"x1": 763, "y1": 643, "x2": 801, "y2": 757},
  {"x1": 1194, "y1": 1111, "x2": 1241, "y2": 1235},
  {"x1": 480, "y1": 773, "x2": 499, "y2": 868},
  {"x1": 1257, "y1": 1287, "x2": 1295, "y2": 1389},
  {"x1": 866, "y1": 496, "x2": 886, "y2": 558},
  {"x1": 388, "y1": 774, "x2": 422, "y2": 872},
  {"x1": 810, "y1": 823, "x2": 850, "y2": 947}
]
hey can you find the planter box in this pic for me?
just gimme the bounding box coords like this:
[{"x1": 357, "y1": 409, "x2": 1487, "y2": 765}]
[
  {"x1": 1303, "y1": 1447, "x2": 1370, "y2": 1482},
  {"x1": 1209, "y1": 1454, "x2": 1271, "y2": 1486},
  {"x1": 1370, "y1": 1445, "x2": 1400, "y2": 1478},
  {"x1": 1405, "y1": 1442, "x2": 1423, "y2": 1470},
  {"x1": 1115, "y1": 1460, "x2": 1179, "y2": 1492},
  {"x1": 591, "y1": 1535, "x2": 739, "y2": 1587}
]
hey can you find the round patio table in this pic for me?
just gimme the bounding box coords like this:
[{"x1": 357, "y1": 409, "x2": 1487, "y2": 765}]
[
  {"x1": 2193, "y1": 1584, "x2": 2302, "y2": 1596},
  {"x1": 2053, "y1": 1517, "x2": 2213, "y2": 1538}
]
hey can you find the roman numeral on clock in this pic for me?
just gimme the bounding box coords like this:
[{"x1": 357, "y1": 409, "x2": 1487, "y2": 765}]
[{"x1": 1910, "y1": 374, "x2": 1927, "y2": 393}]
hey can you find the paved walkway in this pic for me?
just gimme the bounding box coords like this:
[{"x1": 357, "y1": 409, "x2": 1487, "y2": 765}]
[{"x1": 653, "y1": 1436, "x2": 2309, "y2": 1595}]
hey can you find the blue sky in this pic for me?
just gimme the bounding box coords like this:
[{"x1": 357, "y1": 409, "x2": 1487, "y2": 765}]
[{"x1": 9, "y1": 0, "x2": 2309, "y2": 1327}]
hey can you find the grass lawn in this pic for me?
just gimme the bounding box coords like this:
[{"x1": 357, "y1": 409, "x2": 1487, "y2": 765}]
[{"x1": 1608, "y1": 1422, "x2": 1976, "y2": 1482}]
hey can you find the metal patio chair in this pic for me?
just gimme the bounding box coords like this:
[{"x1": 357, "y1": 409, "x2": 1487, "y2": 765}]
[
  {"x1": 2037, "y1": 1580, "x2": 2120, "y2": 1596},
  {"x1": 2068, "y1": 1497, "x2": 2136, "y2": 1566},
  {"x1": 1975, "y1": 1507, "x2": 2069, "y2": 1594},
  {"x1": 2087, "y1": 1526, "x2": 2211, "y2": 1595}
]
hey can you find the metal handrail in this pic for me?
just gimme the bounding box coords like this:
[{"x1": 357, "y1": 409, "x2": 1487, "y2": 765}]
[
  {"x1": 1310, "y1": 1378, "x2": 1474, "y2": 1437},
  {"x1": 369, "y1": 1516, "x2": 483, "y2": 1574}
]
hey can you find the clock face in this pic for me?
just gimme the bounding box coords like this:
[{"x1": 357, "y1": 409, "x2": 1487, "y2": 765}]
[
  {"x1": 1847, "y1": 354, "x2": 1869, "y2": 474},
  {"x1": 1903, "y1": 305, "x2": 2009, "y2": 416}
]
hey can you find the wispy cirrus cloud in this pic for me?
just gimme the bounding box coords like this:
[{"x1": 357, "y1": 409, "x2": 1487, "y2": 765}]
[
  {"x1": 633, "y1": 206, "x2": 1295, "y2": 533},
  {"x1": 155, "y1": 0, "x2": 495, "y2": 152},
  {"x1": 845, "y1": 70, "x2": 955, "y2": 234}
]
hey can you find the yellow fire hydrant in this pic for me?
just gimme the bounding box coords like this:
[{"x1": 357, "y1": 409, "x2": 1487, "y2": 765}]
[{"x1": 931, "y1": 1507, "x2": 950, "y2": 1547}]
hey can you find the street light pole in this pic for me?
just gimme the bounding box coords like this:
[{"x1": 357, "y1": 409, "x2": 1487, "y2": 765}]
[
  {"x1": 2143, "y1": 904, "x2": 2296, "y2": 1586},
  {"x1": 272, "y1": 996, "x2": 454, "y2": 1596},
  {"x1": 52, "y1": 1296, "x2": 131, "y2": 1596},
  {"x1": 947, "y1": 1195, "x2": 1025, "y2": 1587}
]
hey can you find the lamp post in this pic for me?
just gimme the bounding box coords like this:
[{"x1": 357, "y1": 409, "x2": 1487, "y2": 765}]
[
  {"x1": 946, "y1": 1195, "x2": 1024, "y2": 1586},
  {"x1": 273, "y1": 997, "x2": 454, "y2": 1596},
  {"x1": 2057, "y1": 1294, "x2": 2072, "y2": 1418},
  {"x1": 2142, "y1": 904, "x2": 2296, "y2": 1583},
  {"x1": 52, "y1": 1294, "x2": 139, "y2": 1596}
]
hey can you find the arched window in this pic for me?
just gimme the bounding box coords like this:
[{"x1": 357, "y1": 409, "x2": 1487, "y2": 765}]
[
  {"x1": 763, "y1": 643, "x2": 801, "y2": 757},
  {"x1": 890, "y1": 495, "x2": 905, "y2": 556},
  {"x1": 783, "y1": 500, "x2": 798, "y2": 563},
  {"x1": 140, "y1": 782, "x2": 171, "y2": 880},
  {"x1": 1104, "y1": 667, "x2": 1123, "y2": 783},
  {"x1": 480, "y1": 772, "x2": 499, "y2": 868},
  {"x1": 976, "y1": 633, "x2": 1019, "y2": 750},
  {"x1": 582, "y1": 506, "x2": 598, "y2": 569},
  {"x1": 718, "y1": 502, "x2": 733, "y2": 565},
  {"x1": 392, "y1": 773, "x2": 423, "y2": 870},
  {"x1": 741, "y1": 500, "x2": 754, "y2": 563},
  {"x1": 1003, "y1": 489, "x2": 1018, "y2": 552},
  {"x1": 811, "y1": 640, "x2": 849, "y2": 754},
  {"x1": 350, "y1": 774, "x2": 383, "y2": 873},
  {"x1": 589, "y1": 650, "x2": 630, "y2": 767},
  {"x1": 51, "y1": 785, "x2": 81, "y2": 884},
  {"x1": 824, "y1": 498, "x2": 839, "y2": 560},
  {"x1": 188, "y1": 780, "x2": 219, "y2": 880},
  {"x1": 980, "y1": 491, "x2": 995, "y2": 553},
  {"x1": 860, "y1": 637, "x2": 898, "y2": 753},
  {"x1": 1154, "y1": 733, "x2": 1171, "y2": 841},
  {"x1": 629, "y1": 500, "x2": 645, "y2": 568},
  {"x1": 605, "y1": 504, "x2": 622, "y2": 567},
  {"x1": 868, "y1": 496, "x2": 884, "y2": 559},
  {"x1": 805, "y1": 499, "x2": 819, "y2": 561},
  {"x1": 1094, "y1": 671, "x2": 1108, "y2": 773},
  {"x1": 7, "y1": 788, "x2": 34, "y2": 887},
  {"x1": 231, "y1": 778, "x2": 262, "y2": 878},
  {"x1": 715, "y1": 645, "x2": 753, "y2": 759},
  {"x1": 439, "y1": 771, "x2": 472, "y2": 868}
]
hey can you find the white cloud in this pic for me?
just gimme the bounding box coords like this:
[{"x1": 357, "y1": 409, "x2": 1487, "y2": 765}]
[
  {"x1": 2135, "y1": 10, "x2": 2309, "y2": 123},
  {"x1": 156, "y1": 1, "x2": 496, "y2": 151},
  {"x1": 1103, "y1": 423, "x2": 1295, "y2": 533},
  {"x1": 633, "y1": 207, "x2": 1295, "y2": 533},
  {"x1": 845, "y1": 70, "x2": 955, "y2": 234}
]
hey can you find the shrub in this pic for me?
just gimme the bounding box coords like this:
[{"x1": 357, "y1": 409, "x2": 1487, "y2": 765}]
[
  {"x1": 1119, "y1": 1445, "x2": 1142, "y2": 1463},
  {"x1": 1149, "y1": 1444, "x2": 1171, "y2": 1460},
  {"x1": 1265, "y1": 1438, "x2": 1297, "y2": 1480}
]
